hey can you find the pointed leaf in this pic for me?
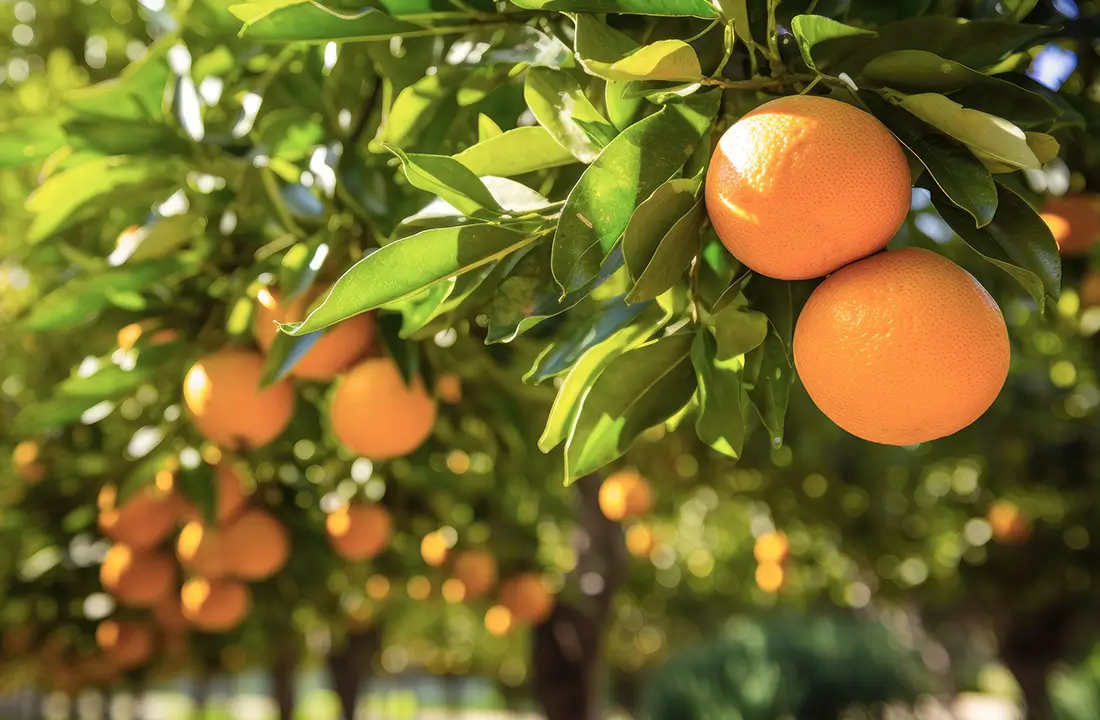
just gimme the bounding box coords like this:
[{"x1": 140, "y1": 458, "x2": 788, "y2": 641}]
[
  {"x1": 900, "y1": 93, "x2": 1040, "y2": 171},
  {"x1": 454, "y1": 126, "x2": 577, "y2": 178},
  {"x1": 564, "y1": 333, "x2": 696, "y2": 481},
  {"x1": 626, "y1": 199, "x2": 704, "y2": 303},
  {"x1": 692, "y1": 330, "x2": 747, "y2": 458},
  {"x1": 709, "y1": 304, "x2": 768, "y2": 361},
  {"x1": 283, "y1": 225, "x2": 541, "y2": 335},
  {"x1": 259, "y1": 331, "x2": 322, "y2": 386},
  {"x1": 524, "y1": 67, "x2": 616, "y2": 164},
  {"x1": 383, "y1": 144, "x2": 503, "y2": 217},
  {"x1": 789, "y1": 15, "x2": 876, "y2": 72},
  {"x1": 231, "y1": 0, "x2": 429, "y2": 42},
  {"x1": 623, "y1": 178, "x2": 701, "y2": 281},
  {"x1": 575, "y1": 16, "x2": 703, "y2": 82},
  {"x1": 509, "y1": 0, "x2": 717, "y2": 16},
  {"x1": 745, "y1": 332, "x2": 792, "y2": 447},
  {"x1": 525, "y1": 296, "x2": 650, "y2": 383}
]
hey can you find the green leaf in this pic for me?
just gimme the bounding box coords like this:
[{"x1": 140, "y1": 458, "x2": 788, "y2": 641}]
[
  {"x1": 900, "y1": 93, "x2": 1039, "y2": 172},
  {"x1": 14, "y1": 397, "x2": 100, "y2": 435},
  {"x1": 125, "y1": 216, "x2": 205, "y2": 263},
  {"x1": 524, "y1": 67, "x2": 616, "y2": 164},
  {"x1": 231, "y1": 0, "x2": 429, "y2": 42},
  {"x1": 525, "y1": 296, "x2": 650, "y2": 383},
  {"x1": 64, "y1": 43, "x2": 170, "y2": 122},
  {"x1": 453, "y1": 126, "x2": 577, "y2": 178},
  {"x1": 834, "y1": 17, "x2": 1051, "y2": 75},
  {"x1": 862, "y1": 50, "x2": 1059, "y2": 126},
  {"x1": 692, "y1": 330, "x2": 746, "y2": 459},
  {"x1": 1025, "y1": 132, "x2": 1059, "y2": 165},
  {"x1": 551, "y1": 91, "x2": 720, "y2": 293},
  {"x1": 260, "y1": 331, "x2": 322, "y2": 386},
  {"x1": 176, "y1": 464, "x2": 217, "y2": 527},
  {"x1": 377, "y1": 73, "x2": 456, "y2": 150},
  {"x1": 709, "y1": 304, "x2": 768, "y2": 361},
  {"x1": 575, "y1": 16, "x2": 703, "y2": 82},
  {"x1": 714, "y1": 0, "x2": 752, "y2": 45},
  {"x1": 932, "y1": 182, "x2": 1060, "y2": 308},
  {"x1": 58, "y1": 345, "x2": 176, "y2": 400},
  {"x1": 564, "y1": 333, "x2": 696, "y2": 481},
  {"x1": 383, "y1": 144, "x2": 504, "y2": 217},
  {"x1": 391, "y1": 261, "x2": 498, "y2": 337},
  {"x1": 25, "y1": 258, "x2": 190, "y2": 331},
  {"x1": 509, "y1": 0, "x2": 717, "y2": 17},
  {"x1": 0, "y1": 119, "x2": 66, "y2": 168},
  {"x1": 488, "y1": 244, "x2": 624, "y2": 344},
  {"x1": 1001, "y1": 0, "x2": 1039, "y2": 21},
  {"x1": 863, "y1": 93, "x2": 996, "y2": 228},
  {"x1": 745, "y1": 332, "x2": 792, "y2": 447},
  {"x1": 283, "y1": 225, "x2": 541, "y2": 335},
  {"x1": 623, "y1": 178, "x2": 700, "y2": 281},
  {"x1": 25, "y1": 157, "x2": 181, "y2": 243},
  {"x1": 627, "y1": 199, "x2": 704, "y2": 303},
  {"x1": 789, "y1": 15, "x2": 876, "y2": 73},
  {"x1": 478, "y1": 114, "x2": 503, "y2": 141},
  {"x1": 539, "y1": 298, "x2": 669, "y2": 453},
  {"x1": 605, "y1": 81, "x2": 643, "y2": 132}
]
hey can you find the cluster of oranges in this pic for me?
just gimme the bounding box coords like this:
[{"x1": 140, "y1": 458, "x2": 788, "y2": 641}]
[
  {"x1": 707, "y1": 95, "x2": 1017, "y2": 445},
  {"x1": 752, "y1": 532, "x2": 790, "y2": 594},
  {"x1": 181, "y1": 284, "x2": 443, "y2": 459}
]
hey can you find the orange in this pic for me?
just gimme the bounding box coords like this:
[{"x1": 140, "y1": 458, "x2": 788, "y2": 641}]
[
  {"x1": 755, "y1": 562, "x2": 785, "y2": 593},
  {"x1": 498, "y1": 573, "x2": 554, "y2": 625},
  {"x1": 988, "y1": 501, "x2": 1030, "y2": 544},
  {"x1": 753, "y1": 532, "x2": 789, "y2": 564},
  {"x1": 95, "y1": 620, "x2": 152, "y2": 670},
  {"x1": 221, "y1": 508, "x2": 290, "y2": 579},
  {"x1": 176, "y1": 522, "x2": 228, "y2": 578},
  {"x1": 597, "y1": 470, "x2": 653, "y2": 521},
  {"x1": 181, "y1": 578, "x2": 251, "y2": 632},
  {"x1": 326, "y1": 503, "x2": 393, "y2": 561},
  {"x1": 625, "y1": 524, "x2": 655, "y2": 558},
  {"x1": 100, "y1": 544, "x2": 175, "y2": 608},
  {"x1": 329, "y1": 358, "x2": 437, "y2": 459},
  {"x1": 1080, "y1": 271, "x2": 1100, "y2": 308},
  {"x1": 254, "y1": 287, "x2": 375, "y2": 380},
  {"x1": 484, "y1": 605, "x2": 513, "y2": 636},
  {"x1": 420, "y1": 532, "x2": 448, "y2": 567},
  {"x1": 153, "y1": 594, "x2": 191, "y2": 634},
  {"x1": 436, "y1": 373, "x2": 462, "y2": 404},
  {"x1": 97, "y1": 485, "x2": 178, "y2": 551},
  {"x1": 793, "y1": 248, "x2": 1009, "y2": 445},
  {"x1": 451, "y1": 549, "x2": 498, "y2": 599},
  {"x1": 1041, "y1": 195, "x2": 1100, "y2": 256},
  {"x1": 179, "y1": 464, "x2": 248, "y2": 525},
  {"x1": 183, "y1": 349, "x2": 295, "y2": 450},
  {"x1": 706, "y1": 95, "x2": 911, "y2": 280}
]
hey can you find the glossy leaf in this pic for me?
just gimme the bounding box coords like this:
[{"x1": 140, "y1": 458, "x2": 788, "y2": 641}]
[
  {"x1": 524, "y1": 296, "x2": 651, "y2": 383},
  {"x1": 746, "y1": 332, "x2": 792, "y2": 447},
  {"x1": 453, "y1": 126, "x2": 577, "y2": 178},
  {"x1": 575, "y1": 17, "x2": 703, "y2": 82},
  {"x1": 627, "y1": 199, "x2": 704, "y2": 303},
  {"x1": 623, "y1": 178, "x2": 700, "y2": 281},
  {"x1": 283, "y1": 225, "x2": 542, "y2": 335},
  {"x1": 789, "y1": 15, "x2": 876, "y2": 73},
  {"x1": 709, "y1": 304, "x2": 768, "y2": 361},
  {"x1": 900, "y1": 93, "x2": 1039, "y2": 171},
  {"x1": 509, "y1": 0, "x2": 717, "y2": 17},
  {"x1": 564, "y1": 333, "x2": 696, "y2": 481},
  {"x1": 551, "y1": 91, "x2": 720, "y2": 293},
  {"x1": 933, "y1": 182, "x2": 1060, "y2": 308},
  {"x1": 524, "y1": 67, "x2": 616, "y2": 164},
  {"x1": 231, "y1": 0, "x2": 429, "y2": 42},
  {"x1": 692, "y1": 330, "x2": 747, "y2": 458},
  {"x1": 383, "y1": 144, "x2": 503, "y2": 218}
]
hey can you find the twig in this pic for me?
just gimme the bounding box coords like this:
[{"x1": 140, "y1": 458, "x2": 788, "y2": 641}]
[{"x1": 698, "y1": 73, "x2": 814, "y2": 89}]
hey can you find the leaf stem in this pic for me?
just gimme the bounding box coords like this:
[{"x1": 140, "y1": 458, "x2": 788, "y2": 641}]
[
  {"x1": 698, "y1": 73, "x2": 814, "y2": 89},
  {"x1": 766, "y1": 0, "x2": 786, "y2": 76},
  {"x1": 798, "y1": 74, "x2": 823, "y2": 95}
]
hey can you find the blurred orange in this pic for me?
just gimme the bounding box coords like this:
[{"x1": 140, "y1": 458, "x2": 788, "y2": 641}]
[
  {"x1": 988, "y1": 500, "x2": 1031, "y2": 544},
  {"x1": 451, "y1": 549, "x2": 498, "y2": 599},
  {"x1": 97, "y1": 485, "x2": 179, "y2": 551},
  {"x1": 100, "y1": 544, "x2": 175, "y2": 608},
  {"x1": 1042, "y1": 194, "x2": 1100, "y2": 256},
  {"x1": 181, "y1": 578, "x2": 251, "y2": 632},
  {"x1": 221, "y1": 508, "x2": 290, "y2": 580},
  {"x1": 625, "y1": 525, "x2": 656, "y2": 558},
  {"x1": 598, "y1": 470, "x2": 653, "y2": 522},
  {"x1": 183, "y1": 349, "x2": 295, "y2": 450},
  {"x1": 755, "y1": 562, "x2": 785, "y2": 593},
  {"x1": 176, "y1": 522, "x2": 228, "y2": 578},
  {"x1": 179, "y1": 464, "x2": 248, "y2": 525},
  {"x1": 95, "y1": 620, "x2": 152, "y2": 670},
  {"x1": 498, "y1": 573, "x2": 554, "y2": 625},
  {"x1": 436, "y1": 373, "x2": 462, "y2": 404},
  {"x1": 330, "y1": 358, "x2": 437, "y2": 460},
  {"x1": 326, "y1": 503, "x2": 393, "y2": 561},
  {"x1": 753, "y1": 532, "x2": 789, "y2": 564},
  {"x1": 421, "y1": 532, "x2": 448, "y2": 567},
  {"x1": 253, "y1": 287, "x2": 375, "y2": 380}
]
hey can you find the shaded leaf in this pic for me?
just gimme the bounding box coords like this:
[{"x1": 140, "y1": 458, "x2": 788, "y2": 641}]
[
  {"x1": 525, "y1": 295, "x2": 651, "y2": 383},
  {"x1": 510, "y1": 0, "x2": 717, "y2": 16},
  {"x1": 231, "y1": 0, "x2": 429, "y2": 42},
  {"x1": 709, "y1": 304, "x2": 768, "y2": 361},
  {"x1": 789, "y1": 14, "x2": 876, "y2": 73},
  {"x1": 575, "y1": 16, "x2": 703, "y2": 82},
  {"x1": 627, "y1": 199, "x2": 704, "y2": 303},
  {"x1": 900, "y1": 93, "x2": 1039, "y2": 171},
  {"x1": 623, "y1": 178, "x2": 700, "y2": 281},
  {"x1": 745, "y1": 332, "x2": 792, "y2": 447},
  {"x1": 692, "y1": 330, "x2": 747, "y2": 458},
  {"x1": 605, "y1": 81, "x2": 643, "y2": 131},
  {"x1": 64, "y1": 43, "x2": 170, "y2": 122},
  {"x1": 259, "y1": 331, "x2": 322, "y2": 386}
]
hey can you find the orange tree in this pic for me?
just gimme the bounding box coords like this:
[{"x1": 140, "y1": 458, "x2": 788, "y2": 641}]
[{"x1": 3, "y1": 0, "x2": 1100, "y2": 718}]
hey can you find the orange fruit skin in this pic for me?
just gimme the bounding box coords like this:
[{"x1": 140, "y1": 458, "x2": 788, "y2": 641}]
[
  {"x1": 706, "y1": 95, "x2": 911, "y2": 280},
  {"x1": 598, "y1": 470, "x2": 653, "y2": 521},
  {"x1": 452, "y1": 549, "x2": 498, "y2": 600},
  {"x1": 153, "y1": 594, "x2": 191, "y2": 634},
  {"x1": 498, "y1": 573, "x2": 554, "y2": 626},
  {"x1": 183, "y1": 349, "x2": 295, "y2": 450},
  {"x1": 97, "y1": 485, "x2": 178, "y2": 551},
  {"x1": 100, "y1": 544, "x2": 176, "y2": 608},
  {"x1": 326, "y1": 503, "x2": 394, "y2": 561},
  {"x1": 179, "y1": 464, "x2": 248, "y2": 526},
  {"x1": 1042, "y1": 195, "x2": 1100, "y2": 256},
  {"x1": 95, "y1": 620, "x2": 152, "y2": 670},
  {"x1": 330, "y1": 358, "x2": 438, "y2": 460},
  {"x1": 221, "y1": 508, "x2": 290, "y2": 580},
  {"x1": 181, "y1": 578, "x2": 251, "y2": 632},
  {"x1": 794, "y1": 248, "x2": 1009, "y2": 445},
  {"x1": 254, "y1": 288, "x2": 375, "y2": 380},
  {"x1": 176, "y1": 522, "x2": 228, "y2": 578}
]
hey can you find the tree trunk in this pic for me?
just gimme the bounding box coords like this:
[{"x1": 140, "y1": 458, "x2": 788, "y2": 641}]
[
  {"x1": 997, "y1": 604, "x2": 1073, "y2": 720},
  {"x1": 271, "y1": 642, "x2": 299, "y2": 720},
  {"x1": 532, "y1": 474, "x2": 627, "y2": 720},
  {"x1": 327, "y1": 627, "x2": 381, "y2": 720}
]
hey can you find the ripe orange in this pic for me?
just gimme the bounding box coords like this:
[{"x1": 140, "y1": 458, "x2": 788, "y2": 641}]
[
  {"x1": 1041, "y1": 195, "x2": 1100, "y2": 256},
  {"x1": 95, "y1": 620, "x2": 152, "y2": 670},
  {"x1": 153, "y1": 594, "x2": 191, "y2": 634},
  {"x1": 179, "y1": 464, "x2": 248, "y2": 525},
  {"x1": 329, "y1": 358, "x2": 437, "y2": 459},
  {"x1": 706, "y1": 95, "x2": 911, "y2": 280},
  {"x1": 793, "y1": 248, "x2": 1009, "y2": 445},
  {"x1": 100, "y1": 544, "x2": 175, "y2": 608},
  {"x1": 436, "y1": 373, "x2": 462, "y2": 404},
  {"x1": 421, "y1": 531, "x2": 449, "y2": 567},
  {"x1": 97, "y1": 485, "x2": 178, "y2": 551},
  {"x1": 221, "y1": 508, "x2": 290, "y2": 579},
  {"x1": 451, "y1": 549, "x2": 498, "y2": 599},
  {"x1": 597, "y1": 470, "x2": 653, "y2": 522},
  {"x1": 183, "y1": 349, "x2": 295, "y2": 450},
  {"x1": 988, "y1": 500, "x2": 1030, "y2": 544},
  {"x1": 181, "y1": 578, "x2": 251, "y2": 632},
  {"x1": 498, "y1": 573, "x2": 554, "y2": 626},
  {"x1": 753, "y1": 532, "x2": 789, "y2": 564},
  {"x1": 755, "y1": 562, "x2": 785, "y2": 593},
  {"x1": 326, "y1": 503, "x2": 393, "y2": 561},
  {"x1": 253, "y1": 287, "x2": 375, "y2": 380},
  {"x1": 625, "y1": 524, "x2": 655, "y2": 558},
  {"x1": 176, "y1": 522, "x2": 228, "y2": 578}
]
